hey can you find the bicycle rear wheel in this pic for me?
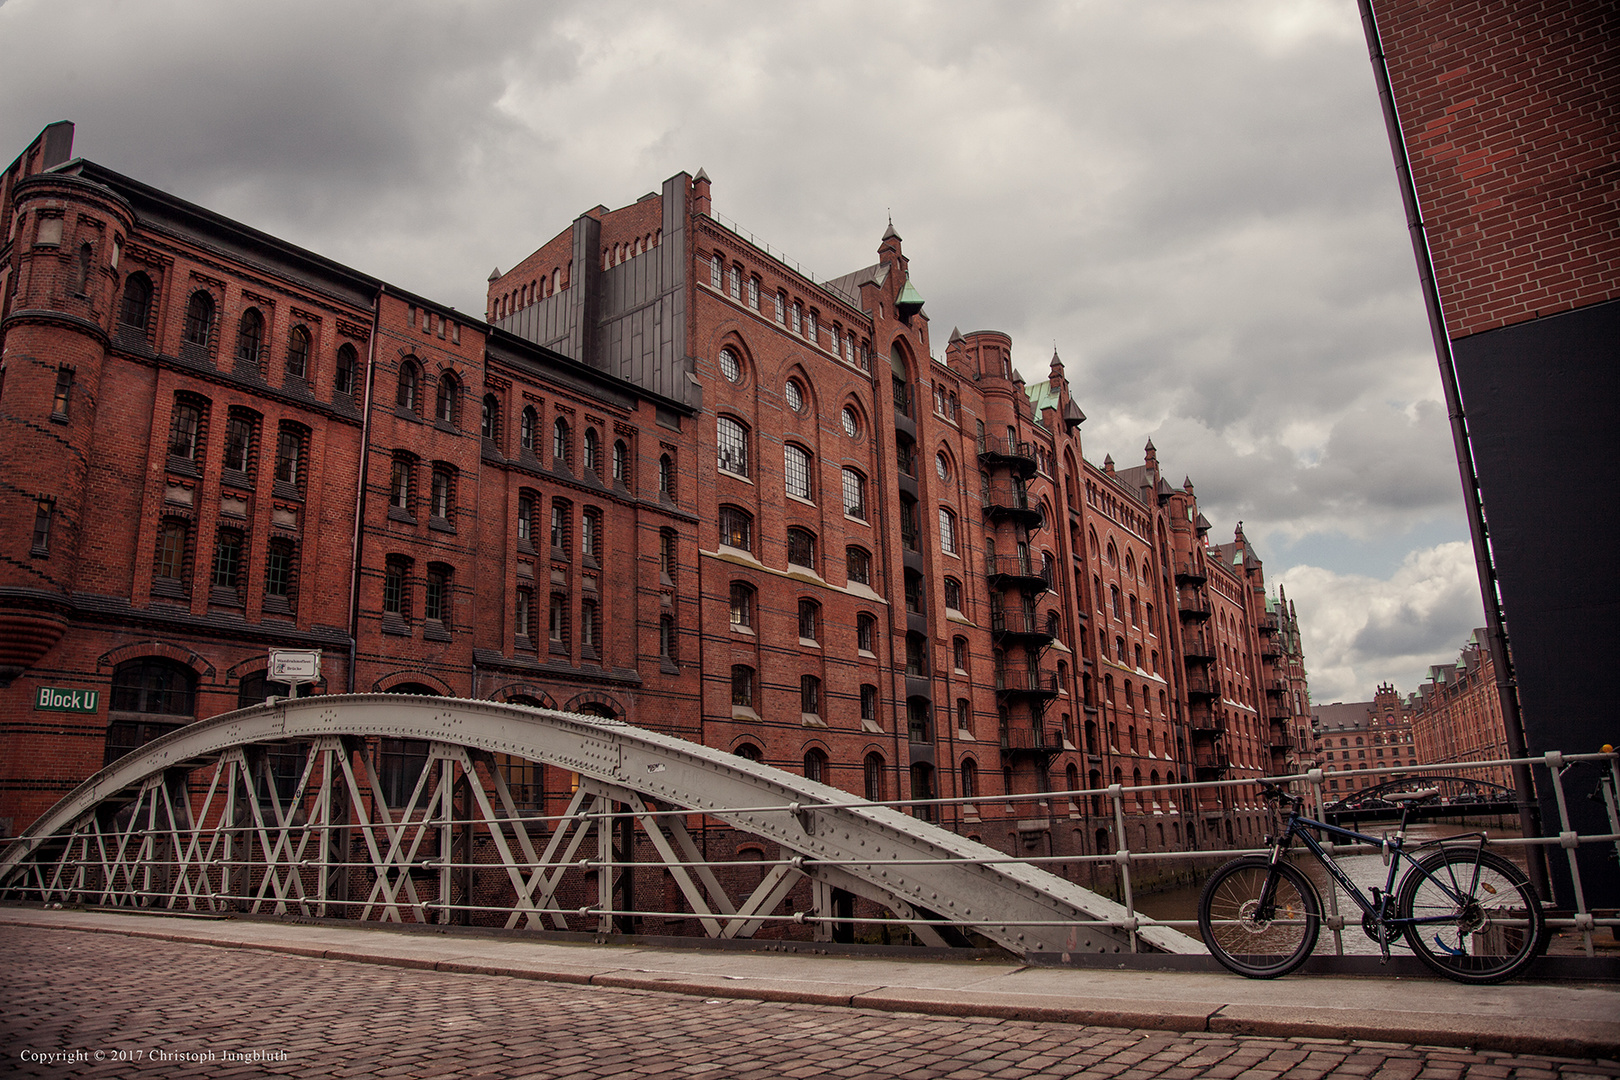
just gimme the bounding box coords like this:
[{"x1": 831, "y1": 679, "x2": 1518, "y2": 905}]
[
  {"x1": 1397, "y1": 848, "x2": 1545, "y2": 984},
  {"x1": 1198, "y1": 855, "x2": 1321, "y2": 978}
]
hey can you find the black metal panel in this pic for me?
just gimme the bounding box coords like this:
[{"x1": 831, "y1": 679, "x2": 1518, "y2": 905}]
[{"x1": 1452, "y1": 298, "x2": 1620, "y2": 907}]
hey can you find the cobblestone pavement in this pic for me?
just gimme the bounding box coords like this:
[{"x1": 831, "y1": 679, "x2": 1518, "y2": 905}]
[{"x1": 3, "y1": 928, "x2": 1616, "y2": 1079}]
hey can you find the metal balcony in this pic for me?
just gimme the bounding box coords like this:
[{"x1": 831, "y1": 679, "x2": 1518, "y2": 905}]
[
  {"x1": 1173, "y1": 559, "x2": 1207, "y2": 584},
  {"x1": 1257, "y1": 611, "x2": 1281, "y2": 635},
  {"x1": 1181, "y1": 633, "x2": 1215, "y2": 663},
  {"x1": 999, "y1": 726, "x2": 1065, "y2": 759},
  {"x1": 1177, "y1": 592, "x2": 1212, "y2": 621},
  {"x1": 980, "y1": 481, "x2": 1043, "y2": 527},
  {"x1": 1184, "y1": 670, "x2": 1219, "y2": 702},
  {"x1": 984, "y1": 554, "x2": 1051, "y2": 591},
  {"x1": 1194, "y1": 753, "x2": 1230, "y2": 778},
  {"x1": 994, "y1": 667, "x2": 1061, "y2": 701},
  {"x1": 1189, "y1": 703, "x2": 1225, "y2": 737},
  {"x1": 990, "y1": 609, "x2": 1058, "y2": 645},
  {"x1": 976, "y1": 435, "x2": 1038, "y2": 475}
]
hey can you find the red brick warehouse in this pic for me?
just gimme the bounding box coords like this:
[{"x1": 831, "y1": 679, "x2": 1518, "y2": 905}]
[{"x1": 1, "y1": 122, "x2": 1308, "y2": 885}]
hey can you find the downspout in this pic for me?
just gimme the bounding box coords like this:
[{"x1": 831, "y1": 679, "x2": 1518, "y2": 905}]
[
  {"x1": 1356, "y1": 0, "x2": 1545, "y2": 893},
  {"x1": 347, "y1": 286, "x2": 383, "y2": 694}
]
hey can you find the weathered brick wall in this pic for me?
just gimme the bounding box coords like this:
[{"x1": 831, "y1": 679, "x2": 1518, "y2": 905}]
[{"x1": 1375, "y1": 0, "x2": 1619, "y2": 338}]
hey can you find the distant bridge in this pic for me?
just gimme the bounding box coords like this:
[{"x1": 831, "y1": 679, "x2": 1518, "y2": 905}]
[
  {"x1": 1323, "y1": 775, "x2": 1518, "y2": 826},
  {"x1": 0, "y1": 695, "x2": 1195, "y2": 958}
]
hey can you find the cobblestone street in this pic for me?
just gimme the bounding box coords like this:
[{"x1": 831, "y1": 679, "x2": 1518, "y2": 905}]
[{"x1": 3, "y1": 928, "x2": 1616, "y2": 1079}]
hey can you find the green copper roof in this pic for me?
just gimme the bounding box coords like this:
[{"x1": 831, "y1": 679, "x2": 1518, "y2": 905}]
[
  {"x1": 897, "y1": 278, "x2": 924, "y2": 309},
  {"x1": 1027, "y1": 378, "x2": 1062, "y2": 418}
]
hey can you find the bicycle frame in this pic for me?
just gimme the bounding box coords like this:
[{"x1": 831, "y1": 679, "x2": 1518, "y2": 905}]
[{"x1": 1265, "y1": 801, "x2": 1486, "y2": 940}]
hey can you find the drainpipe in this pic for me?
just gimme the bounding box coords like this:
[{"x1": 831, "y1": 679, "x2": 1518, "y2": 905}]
[
  {"x1": 347, "y1": 286, "x2": 383, "y2": 694},
  {"x1": 1356, "y1": 0, "x2": 1546, "y2": 895}
]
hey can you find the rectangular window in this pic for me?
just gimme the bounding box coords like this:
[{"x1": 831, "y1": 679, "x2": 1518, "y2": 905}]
[
  {"x1": 157, "y1": 521, "x2": 187, "y2": 582},
  {"x1": 747, "y1": 276, "x2": 759, "y2": 309},
  {"x1": 275, "y1": 430, "x2": 302, "y2": 487},
  {"x1": 787, "y1": 528, "x2": 815, "y2": 569},
  {"x1": 944, "y1": 577, "x2": 962, "y2": 612},
  {"x1": 31, "y1": 498, "x2": 53, "y2": 554},
  {"x1": 798, "y1": 600, "x2": 818, "y2": 642},
  {"x1": 660, "y1": 530, "x2": 676, "y2": 584},
  {"x1": 169, "y1": 402, "x2": 201, "y2": 462},
  {"x1": 728, "y1": 265, "x2": 740, "y2": 300},
  {"x1": 856, "y1": 613, "x2": 874, "y2": 652},
  {"x1": 582, "y1": 509, "x2": 600, "y2": 561},
  {"x1": 383, "y1": 561, "x2": 405, "y2": 616},
  {"x1": 729, "y1": 582, "x2": 753, "y2": 628},
  {"x1": 212, "y1": 531, "x2": 241, "y2": 590},
  {"x1": 431, "y1": 468, "x2": 452, "y2": 519},
  {"x1": 52, "y1": 367, "x2": 73, "y2": 417},
  {"x1": 265, "y1": 542, "x2": 292, "y2": 598},
  {"x1": 549, "y1": 593, "x2": 568, "y2": 649},
  {"x1": 784, "y1": 445, "x2": 811, "y2": 500},
  {"x1": 774, "y1": 292, "x2": 785, "y2": 324},
  {"x1": 224, "y1": 416, "x2": 254, "y2": 473},
  {"x1": 846, "y1": 546, "x2": 870, "y2": 585},
  {"x1": 938, "y1": 509, "x2": 957, "y2": 555},
  {"x1": 861, "y1": 685, "x2": 877, "y2": 725},
  {"x1": 659, "y1": 614, "x2": 676, "y2": 661},
  {"x1": 717, "y1": 417, "x2": 748, "y2": 477},
  {"x1": 517, "y1": 495, "x2": 532, "y2": 542},
  {"x1": 425, "y1": 568, "x2": 448, "y2": 623},
  {"x1": 842, "y1": 469, "x2": 866, "y2": 520}
]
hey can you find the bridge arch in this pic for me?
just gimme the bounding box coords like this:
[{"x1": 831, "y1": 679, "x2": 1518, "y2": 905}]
[{"x1": 0, "y1": 695, "x2": 1192, "y2": 958}]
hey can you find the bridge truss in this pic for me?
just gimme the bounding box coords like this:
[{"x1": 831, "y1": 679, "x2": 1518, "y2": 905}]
[{"x1": 0, "y1": 695, "x2": 1194, "y2": 958}]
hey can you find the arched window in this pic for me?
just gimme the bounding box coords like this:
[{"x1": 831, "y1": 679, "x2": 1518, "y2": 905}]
[
  {"x1": 846, "y1": 546, "x2": 872, "y2": 585},
  {"x1": 75, "y1": 242, "x2": 93, "y2": 294},
  {"x1": 183, "y1": 291, "x2": 215, "y2": 347},
  {"x1": 797, "y1": 598, "x2": 820, "y2": 642},
  {"x1": 864, "y1": 753, "x2": 886, "y2": 801},
  {"x1": 800, "y1": 676, "x2": 822, "y2": 717},
  {"x1": 719, "y1": 505, "x2": 752, "y2": 552},
  {"x1": 716, "y1": 415, "x2": 748, "y2": 476},
  {"x1": 106, "y1": 658, "x2": 197, "y2": 765},
  {"x1": 334, "y1": 343, "x2": 357, "y2": 397},
  {"x1": 658, "y1": 454, "x2": 674, "y2": 497},
  {"x1": 436, "y1": 373, "x2": 458, "y2": 424},
  {"x1": 842, "y1": 468, "x2": 866, "y2": 520},
  {"x1": 735, "y1": 742, "x2": 763, "y2": 763},
  {"x1": 235, "y1": 308, "x2": 263, "y2": 367},
  {"x1": 553, "y1": 417, "x2": 571, "y2": 466},
  {"x1": 119, "y1": 273, "x2": 152, "y2": 329},
  {"x1": 786, "y1": 527, "x2": 815, "y2": 569},
  {"x1": 729, "y1": 581, "x2": 755, "y2": 628},
  {"x1": 960, "y1": 758, "x2": 978, "y2": 799},
  {"x1": 583, "y1": 428, "x2": 600, "y2": 477},
  {"x1": 520, "y1": 406, "x2": 537, "y2": 451},
  {"x1": 612, "y1": 439, "x2": 629, "y2": 484},
  {"x1": 285, "y1": 325, "x2": 310, "y2": 380},
  {"x1": 430, "y1": 465, "x2": 453, "y2": 520},
  {"x1": 909, "y1": 762, "x2": 935, "y2": 821},
  {"x1": 731, "y1": 665, "x2": 755, "y2": 708},
  {"x1": 784, "y1": 443, "x2": 812, "y2": 500},
  {"x1": 397, "y1": 359, "x2": 421, "y2": 412},
  {"x1": 482, "y1": 393, "x2": 501, "y2": 441},
  {"x1": 856, "y1": 612, "x2": 875, "y2": 652}
]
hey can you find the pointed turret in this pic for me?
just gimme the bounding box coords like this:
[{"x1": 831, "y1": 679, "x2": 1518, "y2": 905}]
[{"x1": 1103, "y1": 454, "x2": 1115, "y2": 475}]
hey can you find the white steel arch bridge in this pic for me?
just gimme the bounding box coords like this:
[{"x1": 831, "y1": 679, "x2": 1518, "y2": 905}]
[{"x1": 0, "y1": 695, "x2": 1195, "y2": 958}]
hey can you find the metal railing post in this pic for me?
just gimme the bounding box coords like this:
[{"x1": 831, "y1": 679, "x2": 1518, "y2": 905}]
[
  {"x1": 1543, "y1": 752, "x2": 1595, "y2": 956},
  {"x1": 1108, "y1": 783, "x2": 1137, "y2": 951},
  {"x1": 1305, "y1": 768, "x2": 1344, "y2": 955}
]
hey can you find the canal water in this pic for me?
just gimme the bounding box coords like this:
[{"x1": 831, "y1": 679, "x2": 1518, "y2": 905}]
[{"x1": 1134, "y1": 819, "x2": 1527, "y2": 955}]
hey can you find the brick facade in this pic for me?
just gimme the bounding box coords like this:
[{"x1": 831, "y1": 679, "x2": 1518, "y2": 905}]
[{"x1": 0, "y1": 123, "x2": 1308, "y2": 882}]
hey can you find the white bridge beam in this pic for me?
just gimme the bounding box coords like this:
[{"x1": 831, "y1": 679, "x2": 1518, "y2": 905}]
[{"x1": 0, "y1": 695, "x2": 1196, "y2": 957}]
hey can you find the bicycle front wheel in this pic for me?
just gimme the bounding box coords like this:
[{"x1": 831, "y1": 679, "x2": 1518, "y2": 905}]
[
  {"x1": 1397, "y1": 848, "x2": 1545, "y2": 984},
  {"x1": 1198, "y1": 855, "x2": 1321, "y2": 978}
]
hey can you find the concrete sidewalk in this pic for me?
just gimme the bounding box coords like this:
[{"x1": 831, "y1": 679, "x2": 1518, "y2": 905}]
[{"x1": 2, "y1": 907, "x2": 1615, "y2": 1059}]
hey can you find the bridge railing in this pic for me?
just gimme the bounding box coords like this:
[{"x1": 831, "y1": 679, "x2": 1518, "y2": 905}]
[{"x1": 4, "y1": 738, "x2": 1615, "y2": 957}]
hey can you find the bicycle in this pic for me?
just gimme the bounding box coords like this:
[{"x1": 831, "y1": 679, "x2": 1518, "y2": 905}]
[{"x1": 1197, "y1": 782, "x2": 1546, "y2": 984}]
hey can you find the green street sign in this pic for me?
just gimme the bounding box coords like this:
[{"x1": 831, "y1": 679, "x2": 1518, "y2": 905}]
[{"x1": 35, "y1": 687, "x2": 100, "y2": 714}]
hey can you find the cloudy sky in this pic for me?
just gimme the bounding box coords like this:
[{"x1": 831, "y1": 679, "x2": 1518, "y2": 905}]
[{"x1": 0, "y1": 0, "x2": 1486, "y2": 704}]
